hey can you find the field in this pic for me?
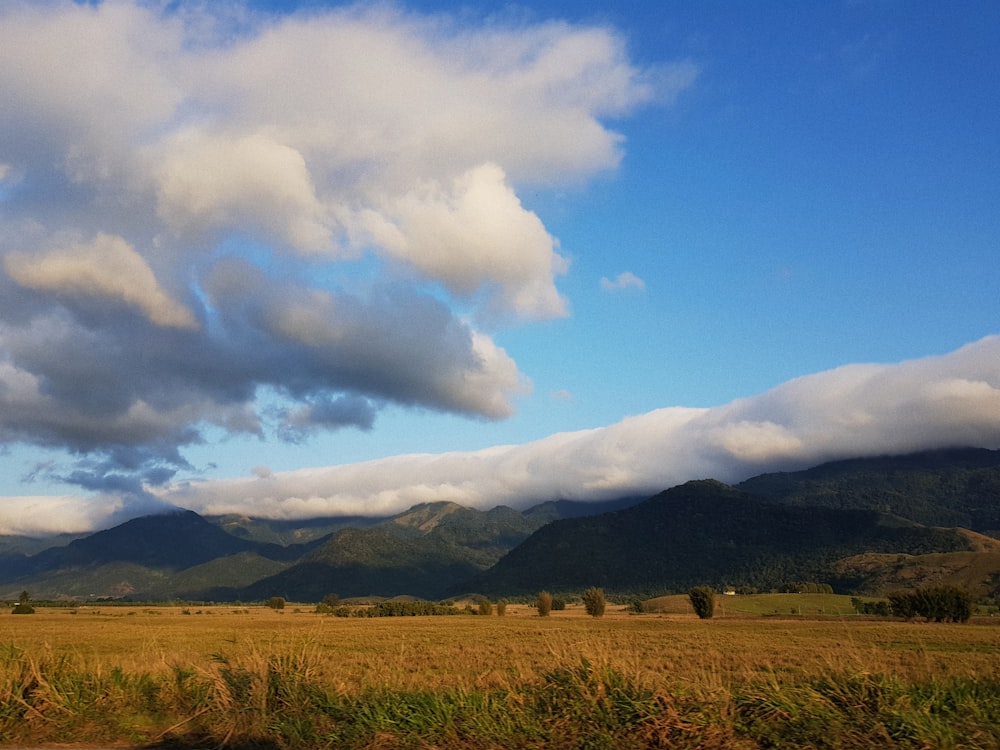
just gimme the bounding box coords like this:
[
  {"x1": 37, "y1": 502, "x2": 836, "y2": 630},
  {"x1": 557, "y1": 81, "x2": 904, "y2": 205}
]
[{"x1": 2, "y1": 601, "x2": 999, "y2": 748}]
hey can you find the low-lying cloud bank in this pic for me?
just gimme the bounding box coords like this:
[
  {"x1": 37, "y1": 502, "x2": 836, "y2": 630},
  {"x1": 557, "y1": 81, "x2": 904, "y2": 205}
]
[
  {"x1": 157, "y1": 334, "x2": 1000, "y2": 516},
  {"x1": 161, "y1": 335, "x2": 998, "y2": 519},
  {"x1": 5, "y1": 336, "x2": 999, "y2": 536}
]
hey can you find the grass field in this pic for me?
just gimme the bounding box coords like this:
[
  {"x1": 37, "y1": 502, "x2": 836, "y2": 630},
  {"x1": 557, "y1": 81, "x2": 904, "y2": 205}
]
[
  {"x1": 2, "y1": 603, "x2": 999, "y2": 748},
  {"x1": 646, "y1": 592, "x2": 863, "y2": 617}
]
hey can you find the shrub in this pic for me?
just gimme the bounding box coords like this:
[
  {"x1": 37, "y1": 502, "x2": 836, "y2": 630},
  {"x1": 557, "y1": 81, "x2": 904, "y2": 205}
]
[
  {"x1": 551, "y1": 597, "x2": 566, "y2": 611},
  {"x1": 265, "y1": 597, "x2": 286, "y2": 610},
  {"x1": 496, "y1": 599, "x2": 507, "y2": 617},
  {"x1": 851, "y1": 597, "x2": 890, "y2": 616},
  {"x1": 888, "y1": 585, "x2": 974, "y2": 622},
  {"x1": 12, "y1": 590, "x2": 34, "y2": 615},
  {"x1": 688, "y1": 587, "x2": 715, "y2": 619},
  {"x1": 581, "y1": 587, "x2": 606, "y2": 618},
  {"x1": 536, "y1": 591, "x2": 553, "y2": 617},
  {"x1": 478, "y1": 599, "x2": 493, "y2": 616},
  {"x1": 315, "y1": 594, "x2": 341, "y2": 614}
]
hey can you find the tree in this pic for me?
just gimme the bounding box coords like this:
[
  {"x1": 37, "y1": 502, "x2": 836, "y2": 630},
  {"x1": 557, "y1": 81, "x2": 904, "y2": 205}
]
[
  {"x1": 496, "y1": 599, "x2": 508, "y2": 617},
  {"x1": 12, "y1": 590, "x2": 35, "y2": 615},
  {"x1": 266, "y1": 596, "x2": 286, "y2": 610},
  {"x1": 536, "y1": 591, "x2": 553, "y2": 617},
  {"x1": 889, "y1": 585, "x2": 973, "y2": 622},
  {"x1": 315, "y1": 594, "x2": 341, "y2": 614},
  {"x1": 688, "y1": 587, "x2": 715, "y2": 619},
  {"x1": 478, "y1": 599, "x2": 493, "y2": 616},
  {"x1": 581, "y1": 587, "x2": 606, "y2": 618}
]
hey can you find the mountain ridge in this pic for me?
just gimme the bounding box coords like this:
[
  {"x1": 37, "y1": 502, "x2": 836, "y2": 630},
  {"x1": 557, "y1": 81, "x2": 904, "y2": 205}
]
[{"x1": 2, "y1": 448, "x2": 998, "y2": 601}]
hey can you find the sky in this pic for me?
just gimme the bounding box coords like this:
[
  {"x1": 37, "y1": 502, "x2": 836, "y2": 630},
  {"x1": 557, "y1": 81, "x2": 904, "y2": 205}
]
[{"x1": 1, "y1": 0, "x2": 999, "y2": 536}]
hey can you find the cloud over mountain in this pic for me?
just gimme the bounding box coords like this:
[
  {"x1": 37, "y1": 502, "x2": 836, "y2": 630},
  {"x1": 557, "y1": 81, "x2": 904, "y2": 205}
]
[
  {"x1": 0, "y1": 1, "x2": 689, "y2": 486},
  {"x1": 5, "y1": 336, "x2": 999, "y2": 535},
  {"x1": 151, "y1": 336, "x2": 1000, "y2": 521}
]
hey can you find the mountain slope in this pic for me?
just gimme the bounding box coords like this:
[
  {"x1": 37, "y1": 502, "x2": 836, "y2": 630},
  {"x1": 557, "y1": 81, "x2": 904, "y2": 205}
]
[
  {"x1": 238, "y1": 527, "x2": 482, "y2": 600},
  {"x1": 459, "y1": 480, "x2": 974, "y2": 597},
  {"x1": 0, "y1": 510, "x2": 321, "y2": 600},
  {"x1": 738, "y1": 447, "x2": 1000, "y2": 536},
  {"x1": 237, "y1": 501, "x2": 555, "y2": 600},
  {"x1": 9, "y1": 510, "x2": 259, "y2": 575},
  {"x1": 0, "y1": 498, "x2": 626, "y2": 601}
]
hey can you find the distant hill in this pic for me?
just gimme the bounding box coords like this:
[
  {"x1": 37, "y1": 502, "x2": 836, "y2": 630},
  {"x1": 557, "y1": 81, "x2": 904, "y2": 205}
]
[
  {"x1": 0, "y1": 510, "x2": 321, "y2": 600},
  {"x1": 4, "y1": 448, "x2": 999, "y2": 602},
  {"x1": 738, "y1": 447, "x2": 1000, "y2": 535},
  {"x1": 457, "y1": 480, "x2": 976, "y2": 598},
  {"x1": 205, "y1": 513, "x2": 380, "y2": 546},
  {"x1": 4, "y1": 510, "x2": 257, "y2": 577},
  {"x1": 233, "y1": 501, "x2": 552, "y2": 600},
  {"x1": 831, "y1": 528, "x2": 1000, "y2": 594},
  {"x1": 0, "y1": 499, "x2": 593, "y2": 601}
]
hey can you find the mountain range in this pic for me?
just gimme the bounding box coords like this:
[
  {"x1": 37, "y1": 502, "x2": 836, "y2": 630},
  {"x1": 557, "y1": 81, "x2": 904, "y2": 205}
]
[{"x1": 2, "y1": 448, "x2": 999, "y2": 602}]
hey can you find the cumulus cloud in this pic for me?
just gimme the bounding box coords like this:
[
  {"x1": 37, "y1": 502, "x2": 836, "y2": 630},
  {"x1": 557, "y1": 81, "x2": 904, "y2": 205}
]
[
  {"x1": 142, "y1": 336, "x2": 1000, "y2": 523},
  {"x1": 600, "y1": 271, "x2": 646, "y2": 292},
  {"x1": 155, "y1": 131, "x2": 331, "y2": 252},
  {"x1": 0, "y1": 1, "x2": 681, "y2": 484},
  {"x1": 5, "y1": 233, "x2": 198, "y2": 329},
  {"x1": 361, "y1": 163, "x2": 569, "y2": 320}
]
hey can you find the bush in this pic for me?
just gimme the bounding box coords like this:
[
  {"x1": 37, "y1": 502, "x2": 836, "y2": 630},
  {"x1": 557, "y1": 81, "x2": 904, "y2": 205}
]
[
  {"x1": 551, "y1": 597, "x2": 566, "y2": 611},
  {"x1": 888, "y1": 585, "x2": 974, "y2": 622},
  {"x1": 478, "y1": 599, "x2": 493, "y2": 616},
  {"x1": 265, "y1": 597, "x2": 286, "y2": 610},
  {"x1": 688, "y1": 587, "x2": 715, "y2": 619},
  {"x1": 496, "y1": 599, "x2": 507, "y2": 617},
  {"x1": 851, "y1": 597, "x2": 890, "y2": 616},
  {"x1": 581, "y1": 587, "x2": 606, "y2": 618},
  {"x1": 12, "y1": 590, "x2": 34, "y2": 615},
  {"x1": 315, "y1": 594, "x2": 341, "y2": 614},
  {"x1": 536, "y1": 591, "x2": 553, "y2": 617}
]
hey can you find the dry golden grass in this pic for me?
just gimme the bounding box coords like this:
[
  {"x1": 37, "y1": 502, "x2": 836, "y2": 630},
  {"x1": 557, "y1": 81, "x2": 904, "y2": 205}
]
[
  {"x1": 3, "y1": 605, "x2": 999, "y2": 748},
  {"x1": 2, "y1": 604, "x2": 997, "y2": 691}
]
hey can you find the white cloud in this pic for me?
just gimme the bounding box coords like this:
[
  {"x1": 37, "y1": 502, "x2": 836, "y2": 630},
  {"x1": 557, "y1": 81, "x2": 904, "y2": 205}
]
[
  {"x1": 9, "y1": 336, "x2": 1000, "y2": 534},
  {"x1": 600, "y1": 271, "x2": 646, "y2": 292},
  {"x1": 5, "y1": 233, "x2": 198, "y2": 329},
  {"x1": 362, "y1": 163, "x2": 569, "y2": 320},
  {"x1": 0, "y1": 1, "x2": 683, "y2": 480},
  {"x1": 144, "y1": 336, "x2": 1000, "y2": 523},
  {"x1": 155, "y1": 131, "x2": 331, "y2": 252}
]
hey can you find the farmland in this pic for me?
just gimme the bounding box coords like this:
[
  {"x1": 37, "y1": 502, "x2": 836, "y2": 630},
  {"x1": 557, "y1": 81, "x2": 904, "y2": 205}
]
[{"x1": 2, "y1": 601, "x2": 999, "y2": 748}]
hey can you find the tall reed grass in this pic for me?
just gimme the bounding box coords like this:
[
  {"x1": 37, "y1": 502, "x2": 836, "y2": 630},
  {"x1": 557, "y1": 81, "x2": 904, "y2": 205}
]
[{"x1": 1, "y1": 611, "x2": 998, "y2": 748}]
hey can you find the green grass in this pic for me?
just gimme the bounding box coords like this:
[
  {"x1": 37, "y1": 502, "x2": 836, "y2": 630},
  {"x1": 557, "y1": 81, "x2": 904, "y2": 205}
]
[
  {"x1": 646, "y1": 592, "x2": 862, "y2": 616},
  {"x1": 717, "y1": 593, "x2": 861, "y2": 616}
]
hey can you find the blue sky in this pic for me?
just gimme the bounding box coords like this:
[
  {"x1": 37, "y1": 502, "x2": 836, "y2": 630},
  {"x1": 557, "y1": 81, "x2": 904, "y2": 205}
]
[{"x1": 1, "y1": 0, "x2": 999, "y2": 534}]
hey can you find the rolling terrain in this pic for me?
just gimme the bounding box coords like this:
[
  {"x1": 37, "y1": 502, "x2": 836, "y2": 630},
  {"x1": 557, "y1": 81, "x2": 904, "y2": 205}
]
[{"x1": 2, "y1": 448, "x2": 998, "y2": 602}]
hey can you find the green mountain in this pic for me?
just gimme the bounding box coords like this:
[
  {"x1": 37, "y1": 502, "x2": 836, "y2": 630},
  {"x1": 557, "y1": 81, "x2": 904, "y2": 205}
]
[
  {"x1": 233, "y1": 501, "x2": 551, "y2": 600},
  {"x1": 0, "y1": 510, "x2": 320, "y2": 600},
  {"x1": 458, "y1": 480, "x2": 976, "y2": 598},
  {"x1": 205, "y1": 514, "x2": 379, "y2": 545},
  {"x1": 738, "y1": 447, "x2": 1000, "y2": 535},
  {"x1": 0, "y1": 500, "x2": 563, "y2": 601},
  {"x1": 5, "y1": 449, "x2": 999, "y2": 602}
]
